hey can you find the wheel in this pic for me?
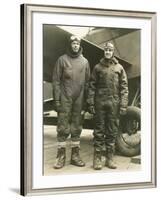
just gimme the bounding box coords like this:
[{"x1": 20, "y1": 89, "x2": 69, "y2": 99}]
[{"x1": 116, "y1": 106, "x2": 141, "y2": 157}]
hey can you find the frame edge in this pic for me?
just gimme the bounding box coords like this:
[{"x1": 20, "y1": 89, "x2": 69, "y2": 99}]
[{"x1": 20, "y1": 3, "x2": 157, "y2": 196}]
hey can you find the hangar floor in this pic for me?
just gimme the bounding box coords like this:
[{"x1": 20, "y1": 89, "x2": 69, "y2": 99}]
[{"x1": 43, "y1": 125, "x2": 141, "y2": 176}]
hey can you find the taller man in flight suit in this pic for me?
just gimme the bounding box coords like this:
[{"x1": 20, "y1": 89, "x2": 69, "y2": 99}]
[
  {"x1": 87, "y1": 42, "x2": 128, "y2": 170},
  {"x1": 52, "y1": 35, "x2": 90, "y2": 169}
]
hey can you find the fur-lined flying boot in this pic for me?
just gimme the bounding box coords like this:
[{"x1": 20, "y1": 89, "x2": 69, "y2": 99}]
[
  {"x1": 54, "y1": 147, "x2": 66, "y2": 169},
  {"x1": 71, "y1": 146, "x2": 85, "y2": 167},
  {"x1": 93, "y1": 149, "x2": 102, "y2": 170},
  {"x1": 105, "y1": 148, "x2": 117, "y2": 169}
]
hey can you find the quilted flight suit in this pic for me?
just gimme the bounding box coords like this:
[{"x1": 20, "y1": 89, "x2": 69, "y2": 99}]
[{"x1": 87, "y1": 57, "x2": 128, "y2": 151}]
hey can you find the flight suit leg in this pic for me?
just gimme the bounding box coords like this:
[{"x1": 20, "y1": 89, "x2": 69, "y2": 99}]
[
  {"x1": 56, "y1": 94, "x2": 72, "y2": 142},
  {"x1": 70, "y1": 112, "x2": 82, "y2": 142},
  {"x1": 93, "y1": 100, "x2": 106, "y2": 152},
  {"x1": 105, "y1": 97, "x2": 120, "y2": 169},
  {"x1": 92, "y1": 99, "x2": 106, "y2": 169},
  {"x1": 70, "y1": 89, "x2": 84, "y2": 142},
  {"x1": 70, "y1": 90, "x2": 85, "y2": 167},
  {"x1": 105, "y1": 97, "x2": 120, "y2": 149}
]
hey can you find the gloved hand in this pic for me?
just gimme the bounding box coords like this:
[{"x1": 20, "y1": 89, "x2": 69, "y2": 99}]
[
  {"x1": 54, "y1": 101, "x2": 61, "y2": 112},
  {"x1": 120, "y1": 107, "x2": 127, "y2": 116},
  {"x1": 88, "y1": 105, "x2": 95, "y2": 114}
]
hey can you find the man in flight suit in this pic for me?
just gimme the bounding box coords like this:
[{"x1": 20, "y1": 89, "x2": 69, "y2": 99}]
[
  {"x1": 87, "y1": 42, "x2": 128, "y2": 170},
  {"x1": 52, "y1": 35, "x2": 90, "y2": 169}
]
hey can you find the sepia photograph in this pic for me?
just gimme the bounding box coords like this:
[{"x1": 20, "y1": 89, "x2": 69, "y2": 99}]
[
  {"x1": 43, "y1": 25, "x2": 141, "y2": 175},
  {"x1": 20, "y1": 4, "x2": 156, "y2": 196}
]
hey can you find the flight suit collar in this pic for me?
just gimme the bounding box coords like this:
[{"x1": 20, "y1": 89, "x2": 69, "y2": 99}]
[
  {"x1": 66, "y1": 47, "x2": 83, "y2": 58},
  {"x1": 100, "y1": 57, "x2": 118, "y2": 67}
]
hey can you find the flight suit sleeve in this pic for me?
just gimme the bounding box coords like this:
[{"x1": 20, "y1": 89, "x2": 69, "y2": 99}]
[
  {"x1": 82, "y1": 61, "x2": 91, "y2": 111},
  {"x1": 52, "y1": 58, "x2": 63, "y2": 102},
  {"x1": 119, "y1": 66, "x2": 129, "y2": 109},
  {"x1": 84, "y1": 61, "x2": 91, "y2": 98},
  {"x1": 87, "y1": 66, "x2": 97, "y2": 106}
]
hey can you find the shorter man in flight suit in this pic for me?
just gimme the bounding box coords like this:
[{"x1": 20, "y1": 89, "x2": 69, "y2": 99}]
[{"x1": 87, "y1": 42, "x2": 128, "y2": 170}]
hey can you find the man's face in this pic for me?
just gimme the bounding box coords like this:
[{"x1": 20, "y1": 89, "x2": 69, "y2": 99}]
[
  {"x1": 71, "y1": 41, "x2": 80, "y2": 53},
  {"x1": 104, "y1": 47, "x2": 114, "y2": 59}
]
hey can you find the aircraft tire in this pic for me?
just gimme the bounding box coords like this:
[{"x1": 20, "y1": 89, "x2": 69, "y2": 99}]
[{"x1": 116, "y1": 106, "x2": 141, "y2": 157}]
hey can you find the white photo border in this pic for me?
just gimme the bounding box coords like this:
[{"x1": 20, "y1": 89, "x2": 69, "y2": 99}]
[{"x1": 20, "y1": 4, "x2": 156, "y2": 196}]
